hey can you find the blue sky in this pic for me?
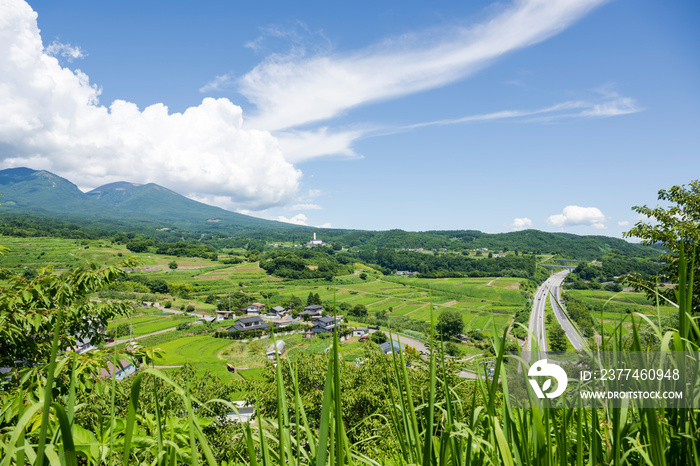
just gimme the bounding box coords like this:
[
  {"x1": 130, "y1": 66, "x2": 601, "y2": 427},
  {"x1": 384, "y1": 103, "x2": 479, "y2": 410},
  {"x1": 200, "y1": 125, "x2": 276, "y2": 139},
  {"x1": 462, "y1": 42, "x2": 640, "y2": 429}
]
[{"x1": 1, "y1": 0, "x2": 699, "y2": 237}]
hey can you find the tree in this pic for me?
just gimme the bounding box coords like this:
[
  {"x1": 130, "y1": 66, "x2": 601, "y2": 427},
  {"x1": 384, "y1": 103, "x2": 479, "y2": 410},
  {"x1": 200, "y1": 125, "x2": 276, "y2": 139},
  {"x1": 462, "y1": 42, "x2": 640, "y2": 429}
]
[
  {"x1": 349, "y1": 304, "x2": 368, "y2": 318},
  {"x1": 306, "y1": 292, "x2": 315, "y2": 306},
  {"x1": 444, "y1": 342, "x2": 461, "y2": 357},
  {"x1": 313, "y1": 293, "x2": 322, "y2": 305},
  {"x1": 436, "y1": 309, "x2": 464, "y2": 338},
  {"x1": 369, "y1": 331, "x2": 388, "y2": 345},
  {"x1": 548, "y1": 323, "x2": 568, "y2": 351},
  {"x1": 623, "y1": 180, "x2": 700, "y2": 317},
  {"x1": 0, "y1": 253, "x2": 137, "y2": 369},
  {"x1": 147, "y1": 278, "x2": 169, "y2": 294},
  {"x1": 359, "y1": 272, "x2": 368, "y2": 280},
  {"x1": 168, "y1": 260, "x2": 178, "y2": 269}
]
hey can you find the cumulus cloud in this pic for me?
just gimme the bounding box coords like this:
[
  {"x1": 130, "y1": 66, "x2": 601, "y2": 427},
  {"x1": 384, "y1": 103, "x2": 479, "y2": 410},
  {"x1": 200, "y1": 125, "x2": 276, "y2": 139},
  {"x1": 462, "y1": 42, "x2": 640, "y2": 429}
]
[
  {"x1": 45, "y1": 40, "x2": 85, "y2": 61},
  {"x1": 618, "y1": 220, "x2": 630, "y2": 226},
  {"x1": 277, "y1": 213, "x2": 309, "y2": 225},
  {"x1": 510, "y1": 217, "x2": 533, "y2": 230},
  {"x1": 0, "y1": 0, "x2": 300, "y2": 210},
  {"x1": 239, "y1": 0, "x2": 608, "y2": 131},
  {"x1": 547, "y1": 206, "x2": 607, "y2": 229}
]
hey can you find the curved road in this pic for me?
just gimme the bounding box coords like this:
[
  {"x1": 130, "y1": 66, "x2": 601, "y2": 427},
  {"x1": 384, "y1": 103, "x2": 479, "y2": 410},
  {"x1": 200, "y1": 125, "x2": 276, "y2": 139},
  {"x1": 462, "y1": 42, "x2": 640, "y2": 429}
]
[
  {"x1": 525, "y1": 271, "x2": 568, "y2": 359},
  {"x1": 525, "y1": 270, "x2": 589, "y2": 359}
]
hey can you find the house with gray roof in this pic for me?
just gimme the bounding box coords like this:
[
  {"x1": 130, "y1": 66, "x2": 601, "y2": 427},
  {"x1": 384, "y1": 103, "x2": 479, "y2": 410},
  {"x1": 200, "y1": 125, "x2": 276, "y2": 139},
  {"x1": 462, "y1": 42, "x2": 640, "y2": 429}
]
[
  {"x1": 228, "y1": 316, "x2": 269, "y2": 332},
  {"x1": 379, "y1": 340, "x2": 404, "y2": 355}
]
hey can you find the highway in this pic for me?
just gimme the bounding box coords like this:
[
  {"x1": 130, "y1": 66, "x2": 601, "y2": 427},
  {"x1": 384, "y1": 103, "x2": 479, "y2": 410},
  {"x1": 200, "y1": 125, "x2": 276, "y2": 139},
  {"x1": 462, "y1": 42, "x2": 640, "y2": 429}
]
[
  {"x1": 549, "y1": 292, "x2": 589, "y2": 351},
  {"x1": 524, "y1": 270, "x2": 569, "y2": 360}
]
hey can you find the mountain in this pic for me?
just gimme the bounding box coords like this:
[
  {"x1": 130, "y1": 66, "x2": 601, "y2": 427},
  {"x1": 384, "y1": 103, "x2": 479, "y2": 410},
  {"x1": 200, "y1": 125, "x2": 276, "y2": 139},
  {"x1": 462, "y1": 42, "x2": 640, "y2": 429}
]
[
  {"x1": 85, "y1": 181, "x2": 274, "y2": 227},
  {"x1": 0, "y1": 167, "x2": 95, "y2": 213},
  {"x1": 0, "y1": 167, "x2": 293, "y2": 232}
]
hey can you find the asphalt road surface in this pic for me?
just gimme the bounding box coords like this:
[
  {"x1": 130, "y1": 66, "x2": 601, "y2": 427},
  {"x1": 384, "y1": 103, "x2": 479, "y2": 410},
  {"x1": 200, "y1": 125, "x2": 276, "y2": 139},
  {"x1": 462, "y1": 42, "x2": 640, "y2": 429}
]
[
  {"x1": 525, "y1": 270, "x2": 569, "y2": 360},
  {"x1": 549, "y1": 292, "x2": 589, "y2": 351}
]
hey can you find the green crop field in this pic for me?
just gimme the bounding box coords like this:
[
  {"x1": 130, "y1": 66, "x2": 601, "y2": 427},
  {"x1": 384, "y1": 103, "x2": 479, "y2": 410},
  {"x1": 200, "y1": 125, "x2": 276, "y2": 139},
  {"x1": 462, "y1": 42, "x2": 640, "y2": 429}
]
[{"x1": 153, "y1": 335, "x2": 240, "y2": 380}]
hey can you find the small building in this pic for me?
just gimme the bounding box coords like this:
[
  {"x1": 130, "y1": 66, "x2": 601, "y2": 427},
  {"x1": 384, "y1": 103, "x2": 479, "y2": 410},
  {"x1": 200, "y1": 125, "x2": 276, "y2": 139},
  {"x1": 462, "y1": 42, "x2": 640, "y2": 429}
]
[
  {"x1": 100, "y1": 359, "x2": 137, "y2": 380},
  {"x1": 195, "y1": 315, "x2": 217, "y2": 325},
  {"x1": 312, "y1": 315, "x2": 342, "y2": 333},
  {"x1": 379, "y1": 340, "x2": 405, "y2": 355},
  {"x1": 353, "y1": 328, "x2": 369, "y2": 337},
  {"x1": 266, "y1": 340, "x2": 286, "y2": 359},
  {"x1": 299, "y1": 304, "x2": 323, "y2": 320},
  {"x1": 267, "y1": 306, "x2": 287, "y2": 318},
  {"x1": 216, "y1": 310, "x2": 237, "y2": 320},
  {"x1": 226, "y1": 401, "x2": 255, "y2": 423},
  {"x1": 306, "y1": 232, "x2": 326, "y2": 247},
  {"x1": 247, "y1": 303, "x2": 265, "y2": 315},
  {"x1": 228, "y1": 316, "x2": 269, "y2": 332}
]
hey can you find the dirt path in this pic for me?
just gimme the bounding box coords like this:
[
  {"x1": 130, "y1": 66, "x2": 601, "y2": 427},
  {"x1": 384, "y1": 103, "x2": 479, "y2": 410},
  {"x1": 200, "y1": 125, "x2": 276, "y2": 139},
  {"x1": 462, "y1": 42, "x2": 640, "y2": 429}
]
[{"x1": 105, "y1": 327, "x2": 177, "y2": 348}]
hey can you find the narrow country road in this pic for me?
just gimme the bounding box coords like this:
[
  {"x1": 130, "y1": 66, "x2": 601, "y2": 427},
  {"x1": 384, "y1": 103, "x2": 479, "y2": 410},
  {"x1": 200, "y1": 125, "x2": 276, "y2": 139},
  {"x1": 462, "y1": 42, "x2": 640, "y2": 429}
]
[{"x1": 105, "y1": 327, "x2": 177, "y2": 348}]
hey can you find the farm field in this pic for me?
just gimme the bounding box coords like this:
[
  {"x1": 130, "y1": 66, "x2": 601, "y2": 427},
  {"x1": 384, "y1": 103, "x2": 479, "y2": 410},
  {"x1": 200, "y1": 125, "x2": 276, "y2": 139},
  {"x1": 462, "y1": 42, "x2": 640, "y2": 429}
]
[
  {"x1": 0, "y1": 236, "x2": 224, "y2": 271},
  {"x1": 564, "y1": 288, "x2": 675, "y2": 338},
  {"x1": 1, "y1": 236, "x2": 536, "y2": 340},
  {"x1": 148, "y1": 331, "x2": 378, "y2": 381}
]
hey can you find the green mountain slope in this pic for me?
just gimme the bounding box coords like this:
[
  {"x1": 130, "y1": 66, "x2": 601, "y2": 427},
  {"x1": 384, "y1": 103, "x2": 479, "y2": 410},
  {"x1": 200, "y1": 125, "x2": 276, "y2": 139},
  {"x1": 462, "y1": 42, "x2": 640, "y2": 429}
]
[
  {"x1": 85, "y1": 181, "x2": 278, "y2": 229},
  {"x1": 0, "y1": 167, "x2": 293, "y2": 232},
  {"x1": 0, "y1": 167, "x2": 94, "y2": 212}
]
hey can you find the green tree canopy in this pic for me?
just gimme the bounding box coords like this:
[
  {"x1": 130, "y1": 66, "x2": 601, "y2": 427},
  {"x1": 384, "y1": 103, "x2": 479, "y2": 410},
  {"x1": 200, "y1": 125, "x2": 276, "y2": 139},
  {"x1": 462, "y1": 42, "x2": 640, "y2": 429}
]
[
  {"x1": 0, "y1": 252, "x2": 137, "y2": 369},
  {"x1": 623, "y1": 180, "x2": 700, "y2": 315},
  {"x1": 436, "y1": 309, "x2": 464, "y2": 338}
]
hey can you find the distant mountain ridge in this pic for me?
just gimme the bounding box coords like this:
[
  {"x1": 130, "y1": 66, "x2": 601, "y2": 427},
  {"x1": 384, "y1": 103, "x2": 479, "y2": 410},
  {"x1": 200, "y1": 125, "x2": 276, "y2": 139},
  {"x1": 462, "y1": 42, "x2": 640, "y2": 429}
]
[
  {"x1": 0, "y1": 167, "x2": 661, "y2": 260},
  {"x1": 0, "y1": 167, "x2": 289, "y2": 231}
]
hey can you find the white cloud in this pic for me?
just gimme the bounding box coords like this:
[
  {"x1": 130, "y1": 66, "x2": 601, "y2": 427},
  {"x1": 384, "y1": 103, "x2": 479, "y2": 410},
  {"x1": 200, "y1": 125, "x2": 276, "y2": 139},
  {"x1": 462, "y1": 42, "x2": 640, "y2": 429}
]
[
  {"x1": 277, "y1": 213, "x2": 309, "y2": 225},
  {"x1": 199, "y1": 73, "x2": 235, "y2": 93},
  {"x1": 239, "y1": 0, "x2": 608, "y2": 131},
  {"x1": 403, "y1": 96, "x2": 639, "y2": 130},
  {"x1": 316, "y1": 222, "x2": 332, "y2": 228},
  {"x1": 292, "y1": 203, "x2": 323, "y2": 210},
  {"x1": 618, "y1": 220, "x2": 630, "y2": 226},
  {"x1": 510, "y1": 217, "x2": 533, "y2": 230},
  {"x1": 45, "y1": 40, "x2": 85, "y2": 61},
  {"x1": 0, "y1": 0, "x2": 301, "y2": 210},
  {"x1": 276, "y1": 127, "x2": 365, "y2": 163},
  {"x1": 578, "y1": 97, "x2": 640, "y2": 117},
  {"x1": 547, "y1": 206, "x2": 607, "y2": 229}
]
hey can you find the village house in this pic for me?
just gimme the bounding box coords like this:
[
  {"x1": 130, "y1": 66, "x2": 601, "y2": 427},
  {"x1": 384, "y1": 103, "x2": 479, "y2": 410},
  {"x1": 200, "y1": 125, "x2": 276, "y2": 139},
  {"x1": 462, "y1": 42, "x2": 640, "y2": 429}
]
[
  {"x1": 352, "y1": 328, "x2": 369, "y2": 337},
  {"x1": 100, "y1": 359, "x2": 137, "y2": 380},
  {"x1": 266, "y1": 306, "x2": 287, "y2": 318},
  {"x1": 312, "y1": 315, "x2": 343, "y2": 333},
  {"x1": 227, "y1": 316, "x2": 269, "y2": 332},
  {"x1": 266, "y1": 340, "x2": 286, "y2": 359},
  {"x1": 246, "y1": 303, "x2": 265, "y2": 316},
  {"x1": 380, "y1": 340, "x2": 405, "y2": 355},
  {"x1": 299, "y1": 304, "x2": 323, "y2": 320}
]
